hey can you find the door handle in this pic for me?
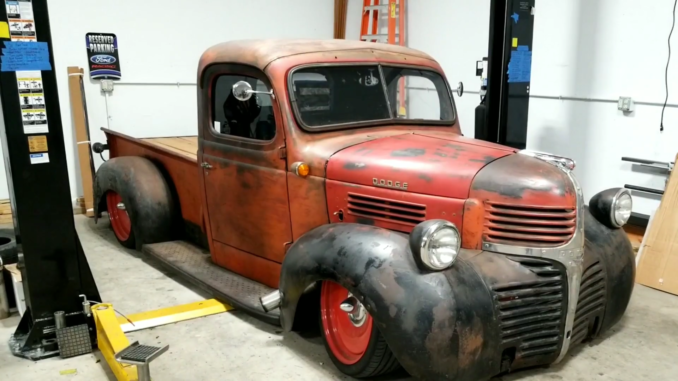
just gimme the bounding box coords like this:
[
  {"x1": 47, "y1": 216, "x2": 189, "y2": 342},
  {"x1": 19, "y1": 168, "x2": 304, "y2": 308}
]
[{"x1": 201, "y1": 162, "x2": 213, "y2": 169}]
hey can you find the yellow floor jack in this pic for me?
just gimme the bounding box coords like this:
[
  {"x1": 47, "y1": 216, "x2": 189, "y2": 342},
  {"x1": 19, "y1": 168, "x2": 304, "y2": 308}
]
[{"x1": 91, "y1": 299, "x2": 231, "y2": 381}]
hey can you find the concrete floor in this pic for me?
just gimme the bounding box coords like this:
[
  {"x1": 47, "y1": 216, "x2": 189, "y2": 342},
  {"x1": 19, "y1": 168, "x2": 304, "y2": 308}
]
[{"x1": 1, "y1": 216, "x2": 678, "y2": 380}]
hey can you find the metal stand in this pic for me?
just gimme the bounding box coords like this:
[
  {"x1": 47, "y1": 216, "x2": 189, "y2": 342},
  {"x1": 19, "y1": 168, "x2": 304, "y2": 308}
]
[
  {"x1": 622, "y1": 156, "x2": 674, "y2": 195},
  {"x1": 0, "y1": 0, "x2": 101, "y2": 359},
  {"x1": 115, "y1": 341, "x2": 169, "y2": 381},
  {"x1": 621, "y1": 156, "x2": 674, "y2": 228}
]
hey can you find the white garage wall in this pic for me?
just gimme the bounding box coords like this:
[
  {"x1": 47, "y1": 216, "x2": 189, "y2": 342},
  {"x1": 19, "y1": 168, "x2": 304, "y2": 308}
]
[
  {"x1": 350, "y1": 0, "x2": 676, "y2": 216},
  {"x1": 526, "y1": 0, "x2": 677, "y2": 216},
  {"x1": 0, "y1": 0, "x2": 336, "y2": 201},
  {"x1": 0, "y1": 0, "x2": 673, "y2": 218}
]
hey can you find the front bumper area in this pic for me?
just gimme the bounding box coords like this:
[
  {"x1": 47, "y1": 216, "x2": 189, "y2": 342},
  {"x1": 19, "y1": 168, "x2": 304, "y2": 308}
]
[
  {"x1": 279, "y1": 216, "x2": 634, "y2": 380},
  {"x1": 450, "y1": 212, "x2": 634, "y2": 380}
]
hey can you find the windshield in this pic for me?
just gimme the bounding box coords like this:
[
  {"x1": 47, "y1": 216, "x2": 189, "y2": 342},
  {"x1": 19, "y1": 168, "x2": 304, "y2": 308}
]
[{"x1": 289, "y1": 64, "x2": 455, "y2": 129}]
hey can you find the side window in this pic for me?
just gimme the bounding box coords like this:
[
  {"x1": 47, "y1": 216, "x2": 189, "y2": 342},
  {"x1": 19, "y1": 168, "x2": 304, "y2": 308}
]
[{"x1": 212, "y1": 74, "x2": 276, "y2": 140}]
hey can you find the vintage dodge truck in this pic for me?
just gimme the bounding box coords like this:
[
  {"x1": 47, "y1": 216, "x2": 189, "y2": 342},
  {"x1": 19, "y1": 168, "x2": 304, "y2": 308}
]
[{"x1": 92, "y1": 39, "x2": 635, "y2": 380}]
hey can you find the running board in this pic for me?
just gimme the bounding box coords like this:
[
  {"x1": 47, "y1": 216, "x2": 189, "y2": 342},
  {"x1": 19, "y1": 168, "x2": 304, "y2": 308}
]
[{"x1": 142, "y1": 241, "x2": 280, "y2": 326}]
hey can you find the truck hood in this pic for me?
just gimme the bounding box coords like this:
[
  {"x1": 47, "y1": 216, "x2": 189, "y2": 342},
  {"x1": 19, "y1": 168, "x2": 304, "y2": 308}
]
[{"x1": 326, "y1": 133, "x2": 515, "y2": 199}]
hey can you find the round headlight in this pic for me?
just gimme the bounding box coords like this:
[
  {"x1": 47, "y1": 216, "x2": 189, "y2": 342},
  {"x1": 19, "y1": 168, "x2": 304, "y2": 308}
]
[
  {"x1": 589, "y1": 187, "x2": 633, "y2": 228},
  {"x1": 612, "y1": 190, "x2": 632, "y2": 227},
  {"x1": 410, "y1": 220, "x2": 461, "y2": 271}
]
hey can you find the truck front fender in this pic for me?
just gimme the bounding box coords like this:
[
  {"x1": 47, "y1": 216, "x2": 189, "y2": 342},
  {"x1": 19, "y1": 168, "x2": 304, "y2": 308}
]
[{"x1": 279, "y1": 223, "x2": 496, "y2": 380}]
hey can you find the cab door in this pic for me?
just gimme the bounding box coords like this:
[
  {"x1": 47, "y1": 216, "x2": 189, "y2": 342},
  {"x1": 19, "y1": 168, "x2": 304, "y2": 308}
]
[{"x1": 199, "y1": 64, "x2": 291, "y2": 286}]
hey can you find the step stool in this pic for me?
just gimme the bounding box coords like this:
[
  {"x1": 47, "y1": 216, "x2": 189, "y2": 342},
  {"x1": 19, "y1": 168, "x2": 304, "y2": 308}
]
[{"x1": 115, "y1": 341, "x2": 169, "y2": 381}]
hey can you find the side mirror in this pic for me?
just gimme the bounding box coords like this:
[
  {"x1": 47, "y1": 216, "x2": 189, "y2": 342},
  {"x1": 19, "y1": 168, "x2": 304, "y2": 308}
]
[
  {"x1": 456, "y1": 82, "x2": 464, "y2": 97},
  {"x1": 232, "y1": 80, "x2": 275, "y2": 102}
]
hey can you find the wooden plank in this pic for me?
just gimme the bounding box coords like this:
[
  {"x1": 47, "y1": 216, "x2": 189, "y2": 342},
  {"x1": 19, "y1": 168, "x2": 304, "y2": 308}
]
[
  {"x1": 143, "y1": 140, "x2": 195, "y2": 160},
  {"x1": 178, "y1": 136, "x2": 198, "y2": 144},
  {"x1": 142, "y1": 137, "x2": 197, "y2": 161},
  {"x1": 0, "y1": 197, "x2": 85, "y2": 222},
  {"x1": 636, "y1": 153, "x2": 678, "y2": 294},
  {"x1": 68, "y1": 66, "x2": 96, "y2": 218},
  {"x1": 153, "y1": 137, "x2": 198, "y2": 154}
]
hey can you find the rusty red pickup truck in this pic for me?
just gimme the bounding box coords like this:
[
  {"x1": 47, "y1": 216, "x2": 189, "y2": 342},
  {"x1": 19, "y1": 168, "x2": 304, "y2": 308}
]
[{"x1": 92, "y1": 39, "x2": 635, "y2": 380}]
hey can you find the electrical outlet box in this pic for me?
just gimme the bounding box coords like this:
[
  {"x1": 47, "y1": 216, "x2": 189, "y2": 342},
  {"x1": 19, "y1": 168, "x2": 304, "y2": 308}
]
[
  {"x1": 100, "y1": 80, "x2": 114, "y2": 93},
  {"x1": 618, "y1": 97, "x2": 634, "y2": 112}
]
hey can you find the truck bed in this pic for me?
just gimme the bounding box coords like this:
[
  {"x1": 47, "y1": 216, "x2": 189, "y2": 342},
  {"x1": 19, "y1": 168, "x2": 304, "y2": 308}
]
[{"x1": 141, "y1": 136, "x2": 198, "y2": 162}]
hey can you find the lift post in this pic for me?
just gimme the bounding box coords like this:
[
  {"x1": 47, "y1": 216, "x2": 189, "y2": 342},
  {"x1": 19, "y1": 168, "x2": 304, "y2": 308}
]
[
  {"x1": 479, "y1": 0, "x2": 536, "y2": 149},
  {"x1": 0, "y1": 0, "x2": 100, "y2": 359}
]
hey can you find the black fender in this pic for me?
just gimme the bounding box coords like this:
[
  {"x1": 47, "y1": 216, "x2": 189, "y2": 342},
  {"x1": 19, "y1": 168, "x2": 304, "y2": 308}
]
[
  {"x1": 279, "y1": 220, "x2": 637, "y2": 380},
  {"x1": 279, "y1": 223, "x2": 497, "y2": 380},
  {"x1": 583, "y1": 206, "x2": 636, "y2": 334},
  {"x1": 94, "y1": 156, "x2": 176, "y2": 250}
]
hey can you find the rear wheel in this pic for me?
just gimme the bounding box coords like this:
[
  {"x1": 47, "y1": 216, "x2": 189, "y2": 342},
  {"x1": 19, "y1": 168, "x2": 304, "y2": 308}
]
[
  {"x1": 320, "y1": 281, "x2": 401, "y2": 378},
  {"x1": 106, "y1": 191, "x2": 135, "y2": 248}
]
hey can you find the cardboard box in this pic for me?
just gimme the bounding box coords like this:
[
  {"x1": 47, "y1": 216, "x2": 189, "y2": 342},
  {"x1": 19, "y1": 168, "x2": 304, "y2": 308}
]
[{"x1": 4, "y1": 264, "x2": 25, "y2": 316}]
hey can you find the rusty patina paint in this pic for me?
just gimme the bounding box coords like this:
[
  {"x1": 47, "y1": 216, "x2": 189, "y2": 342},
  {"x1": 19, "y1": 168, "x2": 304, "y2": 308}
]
[
  {"x1": 462, "y1": 198, "x2": 485, "y2": 250},
  {"x1": 326, "y1": 179, "x2": 465, "y2": 234},
  {"x1": 326, "y1": 134, "x2": 513, "y2": 199},
  {"x1": 197, "y1": 39, "x2": 436, "y2": 75},
  {"x1": 288, "y1": 174, "x2": 330, "y2": 241},
  {"x1": 465, "y1": 153, "x2": 578, "y2": 249},
  {"x1": 470, "y1": 154, "x2": 576, "y2": 205}
]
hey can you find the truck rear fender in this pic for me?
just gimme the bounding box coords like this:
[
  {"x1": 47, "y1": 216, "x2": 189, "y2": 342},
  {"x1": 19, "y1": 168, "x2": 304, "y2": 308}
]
[{"x1": 94, "y1": 156, "x2": 177, "y2": 248}]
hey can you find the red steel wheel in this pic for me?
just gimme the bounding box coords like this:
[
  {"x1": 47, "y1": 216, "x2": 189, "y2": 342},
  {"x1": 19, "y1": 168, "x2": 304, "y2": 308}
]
[
  {"x1": 321, "y1": 280, "x2": 373, "y2": 364},
  {"x1": 106, "y1": 191, "x2": 135, "y2": 247},
  {"x1": 320, "y1": 281, "x2": 401, "y2": 378}
]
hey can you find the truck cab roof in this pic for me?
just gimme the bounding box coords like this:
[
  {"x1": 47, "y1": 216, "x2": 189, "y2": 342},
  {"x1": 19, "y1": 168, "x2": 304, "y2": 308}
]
[{"x1": 198, "y1": 39, "x2": 438, "y2": 74}]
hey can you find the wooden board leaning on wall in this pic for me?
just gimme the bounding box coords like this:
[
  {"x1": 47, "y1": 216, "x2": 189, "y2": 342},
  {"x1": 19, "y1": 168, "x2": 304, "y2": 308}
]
[
  {"x1": 0, "y1": 198, "x2": 87, "y2": 225},
  {"x1": 636, "y1": 153, "x2": 678, "y2": 295}
]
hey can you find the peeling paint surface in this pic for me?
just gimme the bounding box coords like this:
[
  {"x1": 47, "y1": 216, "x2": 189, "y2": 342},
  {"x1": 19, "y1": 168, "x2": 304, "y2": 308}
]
[{"x1": 327, "y1": 134, "x2": 514, "y2": 199}]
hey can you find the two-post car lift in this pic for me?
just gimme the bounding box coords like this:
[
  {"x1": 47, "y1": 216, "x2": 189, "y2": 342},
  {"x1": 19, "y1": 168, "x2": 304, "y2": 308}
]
[{"x1": 0, "y1": 2, "x2": 231, "y2": 380}]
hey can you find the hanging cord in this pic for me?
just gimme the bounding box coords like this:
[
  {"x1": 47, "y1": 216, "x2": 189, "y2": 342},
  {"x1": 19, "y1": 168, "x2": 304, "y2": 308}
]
[
  {"x1": 88, "y1": 300, "x2": 135, "y2": 326},
  {"x1": 661, "y1": 0, "x2": 678, "y2": 132}
]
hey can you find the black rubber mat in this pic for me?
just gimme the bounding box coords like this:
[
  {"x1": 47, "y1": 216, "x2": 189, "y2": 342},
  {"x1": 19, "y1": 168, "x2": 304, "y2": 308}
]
[
  {"x1": 142, "y1": 241, "x2": 280, "y2": 326},
  {"x1": 56, "y1": 324, "x2": 92, "y2": 359}
]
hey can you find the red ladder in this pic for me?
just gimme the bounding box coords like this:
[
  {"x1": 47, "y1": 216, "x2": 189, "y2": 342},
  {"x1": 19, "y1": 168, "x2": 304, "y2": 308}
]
[
  {"x1": 360, "y1": 0, "x2": 405, "y2": 45},
  {"x1": 360, "y1": 0, "x2": 407, "y2": 115}
]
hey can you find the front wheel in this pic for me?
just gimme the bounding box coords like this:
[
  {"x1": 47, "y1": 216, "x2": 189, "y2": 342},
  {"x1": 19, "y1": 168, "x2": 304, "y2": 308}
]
[
  {"x1": 106, "y1": 190, "x2": 136, "y2": 248},
  {"x1": 320, "y1": 281, "x2": 401, "y2": 378}
]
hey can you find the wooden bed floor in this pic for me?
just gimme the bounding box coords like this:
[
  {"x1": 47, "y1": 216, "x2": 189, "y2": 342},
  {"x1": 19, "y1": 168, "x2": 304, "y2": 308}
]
[{"x1": 142, "y1": 136, "x2": 198, "y2": 161}]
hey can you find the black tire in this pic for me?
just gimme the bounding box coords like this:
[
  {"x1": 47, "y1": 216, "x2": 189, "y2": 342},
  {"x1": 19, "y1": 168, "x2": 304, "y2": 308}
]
[
  {"x1": 0, "y1": 228, "x2": 17, "y2": 265},
  {"x1": 319, "y1": 283, "x2": 401, "y2": 378}
]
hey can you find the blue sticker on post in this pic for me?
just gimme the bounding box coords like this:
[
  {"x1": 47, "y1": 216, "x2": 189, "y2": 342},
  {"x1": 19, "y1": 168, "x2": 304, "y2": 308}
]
[
  {"x1": 1, "y1": 41, "x2": 52, "y2": 72},
  {"x1": 507, "y1": 45, "x2": 532, "y2": 83}
]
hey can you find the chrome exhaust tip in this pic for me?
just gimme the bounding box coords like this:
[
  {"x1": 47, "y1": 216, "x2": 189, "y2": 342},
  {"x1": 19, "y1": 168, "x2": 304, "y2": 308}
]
[{"x1": 260, "y1": 290, "x2": 281, "y2": 313}]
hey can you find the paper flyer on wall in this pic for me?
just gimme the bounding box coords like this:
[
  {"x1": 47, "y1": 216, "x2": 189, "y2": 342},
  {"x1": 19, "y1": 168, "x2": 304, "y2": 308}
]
[{"x1": 4, "y1": 0, "x2": 48, "y2": 134}]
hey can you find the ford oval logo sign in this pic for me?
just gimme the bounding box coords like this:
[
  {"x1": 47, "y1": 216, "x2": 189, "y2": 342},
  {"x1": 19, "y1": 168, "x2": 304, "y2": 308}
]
[{"x1": 90, "y1": 55, "x2": 116, "y2": 64}]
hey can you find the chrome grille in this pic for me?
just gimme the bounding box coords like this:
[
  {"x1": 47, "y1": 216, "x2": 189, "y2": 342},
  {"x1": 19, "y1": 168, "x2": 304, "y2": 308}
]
[
  {"x1": 572, "y1": 261, "x2": 606, "y2": 344},
  {"x1": 347, "y1": 193, "x2": 426, "y2": 226},
  {"x1": 484, "y1": 202, "x2": 576, "y2": 247},
  {"x1": 493, "y1": 258, "x2": 565, "y2": 359}
]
